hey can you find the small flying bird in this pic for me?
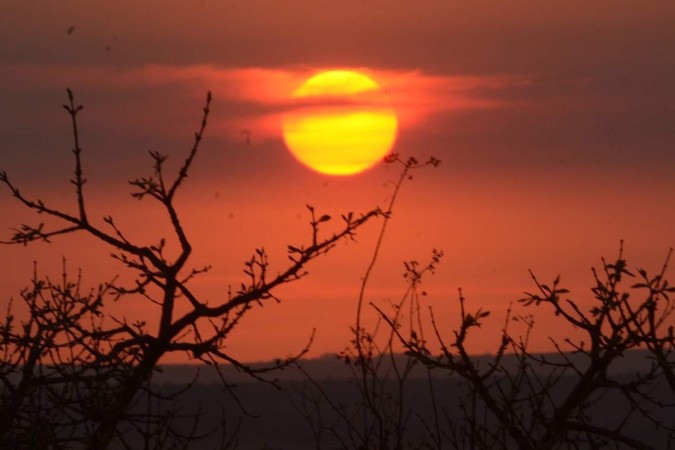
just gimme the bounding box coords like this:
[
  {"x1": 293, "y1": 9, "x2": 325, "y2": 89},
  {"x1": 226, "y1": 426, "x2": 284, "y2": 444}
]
[
  {"x1": 67, "y1": 25, "x2": 75, "y2": 35},
  {"x1": 240, "y1": 129, "x2": 252, "y2": 145}
]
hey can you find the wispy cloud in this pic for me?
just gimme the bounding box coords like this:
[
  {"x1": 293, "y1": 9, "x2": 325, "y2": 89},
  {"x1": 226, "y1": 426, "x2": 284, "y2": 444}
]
[{"x1": 2, "y1": 63, "x2": 533, "y2": 142}]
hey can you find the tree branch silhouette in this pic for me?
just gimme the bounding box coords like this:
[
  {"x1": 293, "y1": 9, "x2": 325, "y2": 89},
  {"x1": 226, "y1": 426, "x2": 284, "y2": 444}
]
[
  {"x1": 392, "y1": 243, "x2": 675, "y2": 449},
  {"x1": 0, "y1": 90, "x2": 381, "y2": 448}
]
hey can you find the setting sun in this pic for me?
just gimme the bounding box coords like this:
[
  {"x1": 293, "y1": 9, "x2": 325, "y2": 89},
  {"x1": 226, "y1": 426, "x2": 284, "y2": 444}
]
[
  {"x1": 3, "y1": 3, "x2": 675, "y2": 447},
  {"x1": 282, "y1": 70, "x2": 398, "y2": 176}
]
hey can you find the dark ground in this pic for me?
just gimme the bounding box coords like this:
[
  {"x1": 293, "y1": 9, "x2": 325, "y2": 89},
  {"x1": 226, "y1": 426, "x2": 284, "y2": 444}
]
[{"x1": 131, "y1": 351, "x2": 672, "y2": 449}]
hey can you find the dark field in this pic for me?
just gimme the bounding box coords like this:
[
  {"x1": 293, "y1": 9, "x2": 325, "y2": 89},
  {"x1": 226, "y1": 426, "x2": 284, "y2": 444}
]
[{"x1": 133, "y1": 352, "x2": 673, "y2": 449}]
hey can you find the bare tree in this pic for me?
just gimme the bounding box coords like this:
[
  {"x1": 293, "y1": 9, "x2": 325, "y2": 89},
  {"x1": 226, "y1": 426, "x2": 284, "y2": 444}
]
[
  {"x1": 290, "y1": 154, "x2": 445, "y2": 450},
  {"x1": 0, "y1": 90, "x2": 381, "y2": 448},
  {"x1": 393, "y1": 243, "x2": 675, "y2": 449},
  {"x1": 0, "y1": 260, "x2": 118, "y2": 449}
]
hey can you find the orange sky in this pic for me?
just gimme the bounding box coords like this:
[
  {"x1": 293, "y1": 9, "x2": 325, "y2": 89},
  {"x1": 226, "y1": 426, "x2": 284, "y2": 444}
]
[{"x1": 1, "y1": 1, "x2": 674, "y2": 362}]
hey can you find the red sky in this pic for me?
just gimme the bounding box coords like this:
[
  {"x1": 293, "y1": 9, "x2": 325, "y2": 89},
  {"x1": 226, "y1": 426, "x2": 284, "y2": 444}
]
[{"x1": 1, "y1": 1, "x2": 674, "y2": 362}]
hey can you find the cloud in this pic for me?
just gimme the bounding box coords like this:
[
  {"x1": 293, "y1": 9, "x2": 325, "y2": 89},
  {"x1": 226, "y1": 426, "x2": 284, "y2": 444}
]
[
  {"x1": 3, "y1": 58, "x2": 673, "y2": 181},
  {"x1": 2, "y1": 63, "x2": 531, "y2": 144}
]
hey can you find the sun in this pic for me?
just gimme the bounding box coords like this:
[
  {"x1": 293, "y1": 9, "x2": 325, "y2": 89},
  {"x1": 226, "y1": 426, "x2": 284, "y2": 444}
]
[{"x1": 282, "y1": 70, "x2": 398, "y2": 176}]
